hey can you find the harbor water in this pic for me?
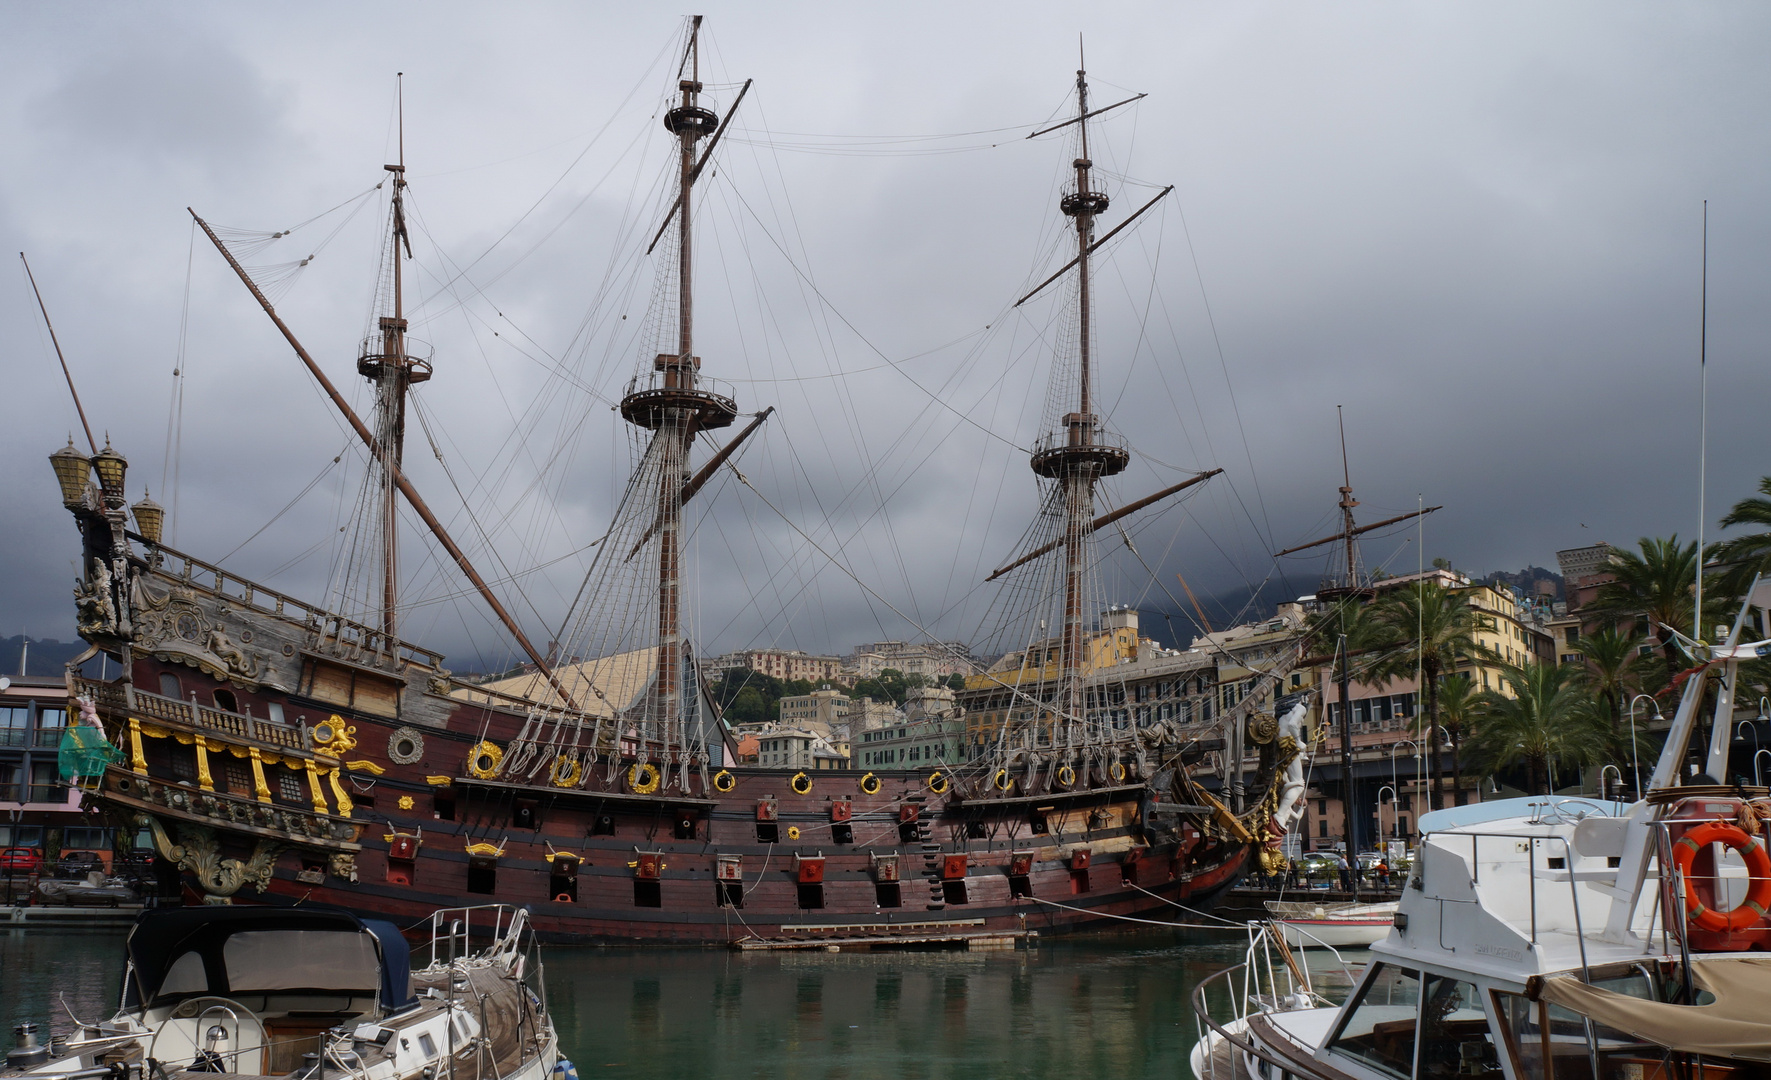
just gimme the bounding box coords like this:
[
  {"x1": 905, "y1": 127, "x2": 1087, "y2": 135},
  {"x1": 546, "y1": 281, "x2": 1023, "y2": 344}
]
[{"x1": 0, "y1": 927, "x2": 1282, "y2": 1079}]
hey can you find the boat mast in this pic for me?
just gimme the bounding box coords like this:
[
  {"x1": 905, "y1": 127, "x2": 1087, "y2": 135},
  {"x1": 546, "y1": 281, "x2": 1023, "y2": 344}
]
[
  {"x1": 620, "y1": 16, "x2": 736, "y2": 738},
  {"x1": 358, "y1": 73, "x2": 430, "y2": 645},
  {"x1": 1032, "y1": 58, "x2": 1129, "y2": 737}
]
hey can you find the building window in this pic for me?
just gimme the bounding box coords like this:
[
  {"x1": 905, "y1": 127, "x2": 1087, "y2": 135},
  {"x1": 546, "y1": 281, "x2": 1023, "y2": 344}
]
[{"x1": 0, "y1": 707, "x2": 26, "y2": 748}]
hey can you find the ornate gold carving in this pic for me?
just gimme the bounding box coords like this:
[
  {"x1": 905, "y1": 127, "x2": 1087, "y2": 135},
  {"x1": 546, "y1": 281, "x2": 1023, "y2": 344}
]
[
  {"x1": 466, "y1": 741, "x2": 503, "y2": 779},
  {"x1": 425, "y1": 775, "x2": 452, "y2": 786},
  {"x1": 303, "y1": 761, "x2": 329, "y2": 815},
  {"x1": 195, "y1": 738, "x2": 214, "y2": 792},
  {"x1": 136, "y1": 815, "x2": 286, "y2": 899},
  {"x1": 345, "y1": 760, "x2": 386, "y2": 775},
  {"x1": 397, "y1": 795, "x2": 415, "y2": 811},
  {"x1": 128, "y1": 717, "x2": 147, "y2": 774},
  {"x1": 328, "y1": 854, "x2": 358, "y2": 883},
  {"x1": 248, "y1": 747, "x2": 271, "y2": 804},
  {"x1": 311, "y1": 715, "x2": 358, "y2": 755},
  {"x1": 325, "y1": 767, "x2": 354, "y2": 817}
]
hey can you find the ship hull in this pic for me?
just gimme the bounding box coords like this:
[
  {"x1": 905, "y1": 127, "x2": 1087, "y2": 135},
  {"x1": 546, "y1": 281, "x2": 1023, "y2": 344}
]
[{"x1": 79, "y1": 645, "x2": 1254, "y2": 946}]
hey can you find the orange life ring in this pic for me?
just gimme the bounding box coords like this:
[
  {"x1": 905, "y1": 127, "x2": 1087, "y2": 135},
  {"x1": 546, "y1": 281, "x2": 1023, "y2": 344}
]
[
  {"x1": 554, "y1": 893, "x2": 573, "y2": 903},
  {"x1": 1672, "y1": 819, "x2": 1771, "y2": 932}
]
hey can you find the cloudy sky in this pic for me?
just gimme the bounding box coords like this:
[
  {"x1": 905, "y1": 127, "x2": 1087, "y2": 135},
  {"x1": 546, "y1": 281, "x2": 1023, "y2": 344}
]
[{"x1": 2, "y1": 3, "x2": 1766, "y2": 671}]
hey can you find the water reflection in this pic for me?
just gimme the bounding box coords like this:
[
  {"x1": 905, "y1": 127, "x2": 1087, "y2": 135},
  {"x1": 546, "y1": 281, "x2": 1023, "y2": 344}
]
[
  {"x1": 0, "y1": 927, "x2": 1252, "y2": 1080},
  {"x1": 545, "y1": 932, "x2": 1244, "y2": 1080}
]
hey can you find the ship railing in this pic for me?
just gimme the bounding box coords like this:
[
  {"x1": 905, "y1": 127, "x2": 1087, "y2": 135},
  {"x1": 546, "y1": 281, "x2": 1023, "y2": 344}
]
[
  {"x1": 73, "y1": 676, "x2": 312, "y2": 754},
  {"x1": 1430, "y1": 829, "x2": 1593, "y2": 983},
  {"x1": 423, "y1": 904, "x2": 530, "y2": 971},
  {"x1": 1191, "y1": 921, "x2": 1351, "y2": 1080},
  {"x1": 129, "y1": 532, "x2": 447, "y2": 670}
]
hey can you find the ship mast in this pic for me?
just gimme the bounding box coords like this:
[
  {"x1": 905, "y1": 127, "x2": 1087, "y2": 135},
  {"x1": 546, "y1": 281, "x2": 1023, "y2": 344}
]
[
  {"x1": 358, "y1": 73, "x2": 431, "y2": 644},
  {"x1": 1031, "y1": 59, "x2": 1130, "y2": 735},
  {"x1": 619, "y1": 17, "x2": 737, "y2": 736}
]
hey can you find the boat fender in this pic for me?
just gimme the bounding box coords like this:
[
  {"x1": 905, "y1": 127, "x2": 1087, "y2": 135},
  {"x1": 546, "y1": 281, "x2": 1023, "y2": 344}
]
[
  {"x1": 554, "y1": 1060, "x2": 579, "y2": 1080},
  {"x1": 1673, "y1": 819, "x2": 1771, "y2": 932}
]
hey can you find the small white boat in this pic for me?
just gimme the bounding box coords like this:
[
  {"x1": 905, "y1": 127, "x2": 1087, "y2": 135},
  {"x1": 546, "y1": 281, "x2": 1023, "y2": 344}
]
[
  {"x1": 1265, "y1": 900, "x2": 1398, "y2": 948},
  {"x1": 2, "y1": 903, "x2": 564, "y2": 1080}
]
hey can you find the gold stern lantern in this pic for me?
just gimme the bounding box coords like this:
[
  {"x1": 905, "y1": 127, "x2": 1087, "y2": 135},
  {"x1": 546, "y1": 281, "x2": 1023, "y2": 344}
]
[
  {"x1": 49, "y1": 439, "x2": 91, "y2": 508},
  {"x1": 90, "y1": 439, "x2": 127, "y2": 506},
  {"x1": 131, "y1": 492, "x2": 164, "y2": 545}
]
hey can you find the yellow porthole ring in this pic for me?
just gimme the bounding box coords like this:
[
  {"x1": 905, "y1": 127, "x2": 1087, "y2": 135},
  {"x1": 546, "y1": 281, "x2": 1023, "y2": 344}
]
[
  {"x1": 1056, "y1": 765, "x2": 1075, "y2": 789},
  {"x1": 859, "y1": 772, "x2": 881, "y2": 795},
  {"x1": 1109, "y1": 762, "x2": 1127, "y2": 784},
  {"x1": 992, "y1": 768, "x2": 1013, "y2": 792},
  {"x1": 467, "y1": 741, "x2": 503, "y2": 780},
  {"x1": 790, "y1": 771, "x2": 813, "y2": 795},
  {"x1": 712, "y1": 769, "x2": 736, "y2": 793},
  {"x1": 550, "y1": 755, "x2": 581, "y2": 788},
  {"x1": 927, "y1": 772, "x2": 949, "y2": 795},
  {"x1": 787, "y1": 825, "x2": 801, "y2": 840},
  {"x1": 628, "y1": 762, "x2": 662, "y2": 795}
]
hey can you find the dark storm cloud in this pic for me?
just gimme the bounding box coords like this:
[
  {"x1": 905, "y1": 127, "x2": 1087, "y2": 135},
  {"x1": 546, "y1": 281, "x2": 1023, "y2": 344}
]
[{"x1": 2, "y1": 3, "x2": 1767, "y2": 667}]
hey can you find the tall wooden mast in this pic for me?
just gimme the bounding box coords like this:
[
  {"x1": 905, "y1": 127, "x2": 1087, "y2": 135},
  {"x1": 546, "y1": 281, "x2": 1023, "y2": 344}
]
[
  {"x1": 358, "y1": 73, "x2": 431, "y2": 643},
  {"x1": 620, "y1": 16, "x2": 737, "y2": 731},
  {"x1": 1031, "y1": 60, "x2": 1129, "y2": 731}
]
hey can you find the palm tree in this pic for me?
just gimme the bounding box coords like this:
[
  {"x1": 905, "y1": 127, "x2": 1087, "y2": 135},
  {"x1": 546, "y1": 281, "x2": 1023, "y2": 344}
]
[
  {"x1": 1712, "y1": 476, "x2": 1771, "y2": 598},
  {"x1": 1436, "y1": 673, "x2": 1477, "y2": 799},
  {"x1": 1468, "y1": 663, "x2": 1613, "y2": 795},
  {"x1": 1590, "y1": 537, "x2": 1697, "y2": 681},
  {"x1": 1571, "y1": 625, "x2": 1643, "y2": 734},
  {"x1": 1367, "y1": 582, "x2": 1493, "y2": 811}
]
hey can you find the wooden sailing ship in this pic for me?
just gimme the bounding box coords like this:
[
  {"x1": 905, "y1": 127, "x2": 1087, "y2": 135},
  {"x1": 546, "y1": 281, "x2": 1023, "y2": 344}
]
[{"x1": 48, "y1": 22, "x2": 1314, "y2": 945}]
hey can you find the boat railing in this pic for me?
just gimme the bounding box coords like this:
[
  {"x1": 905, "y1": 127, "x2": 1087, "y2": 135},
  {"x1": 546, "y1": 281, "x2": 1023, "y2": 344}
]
[
  {"x1": 423, "y1": 903, "x2": 530, "y2": 971},
  {"x1": 73, "y1": 676, "x2": 312, "y2": 754},
  {"x1": 129, "y1": 532, "x2": 447, "y2": 670},
  {"x1": 1192, "y1": 921, "x2": 1344, "y2": 1080}
]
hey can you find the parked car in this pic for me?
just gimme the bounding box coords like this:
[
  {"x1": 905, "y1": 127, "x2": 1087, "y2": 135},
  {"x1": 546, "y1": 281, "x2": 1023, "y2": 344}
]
[
  {"x1": 54, "y1": 850, "x2": 107, "y2": 877},
  {"x1": 0, "y1": 847, "x2": 43, "y2": 873},
  {"x1": 1296, "y1": 851, "x2": 1349, "y2": 886}
]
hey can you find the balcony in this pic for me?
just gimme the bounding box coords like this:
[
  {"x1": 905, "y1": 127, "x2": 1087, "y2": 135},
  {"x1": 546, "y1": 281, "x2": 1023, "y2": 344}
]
[
  {"x1": 75, "y1": 677, "x2": 312, "y2": 755},
  {"x1": 32, "y1": 728, "x2": 64, "y2": 749},
  {"x1": 0, "y1": 730, "x2": 24, "y2": 748}
]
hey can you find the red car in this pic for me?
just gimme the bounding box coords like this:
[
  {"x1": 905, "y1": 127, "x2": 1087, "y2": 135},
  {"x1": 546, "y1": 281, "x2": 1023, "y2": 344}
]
[{"x1": 0, "y1": 848, "x2": 43, "y2": 873}]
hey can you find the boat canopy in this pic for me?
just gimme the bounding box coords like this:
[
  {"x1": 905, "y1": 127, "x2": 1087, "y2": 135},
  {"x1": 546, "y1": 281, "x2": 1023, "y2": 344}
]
[
  {"x1": 1538, "y1": 957, "x2": 1771, "y2": 1060},
  {"x1": 123, "y1": 905, "x2": 413, "y2": 1012}
]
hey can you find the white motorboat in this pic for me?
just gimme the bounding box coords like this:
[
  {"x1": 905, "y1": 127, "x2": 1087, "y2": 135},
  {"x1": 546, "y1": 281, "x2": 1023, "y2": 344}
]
[
  {"x1": 1194, "y1": 582, "x2": 1771, "y2": 1080},
  {"x1": 2, "y1": 903, "x2": 563, "y2": 1080}
]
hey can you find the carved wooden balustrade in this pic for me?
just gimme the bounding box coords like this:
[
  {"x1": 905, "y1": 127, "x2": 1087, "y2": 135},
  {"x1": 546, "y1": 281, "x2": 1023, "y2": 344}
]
[{"x1": 73, "y1": 677, "x2": 313, "y2": 755}]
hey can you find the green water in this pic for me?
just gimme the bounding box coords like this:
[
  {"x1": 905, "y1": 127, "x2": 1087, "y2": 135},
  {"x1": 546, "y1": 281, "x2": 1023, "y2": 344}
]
[{"x1": 0, "y1": 929, "x2": 1253, "y2": 1080}]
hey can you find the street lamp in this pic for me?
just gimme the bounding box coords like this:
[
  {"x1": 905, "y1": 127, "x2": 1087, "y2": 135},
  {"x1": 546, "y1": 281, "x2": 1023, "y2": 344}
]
[
  {"x1": 1389, "y1": 739, "x2": 1418, "y2": 833},
  {"x1": 1378, "y1": 785, "x2": 1398, "y2": 843},
  {"x1": 1755, "y1": 749, "x2": 1771, "y2": 790},
  {"x1": 1628, "y1": 694, "x2": 1660, "y2": 798},
  {"x1": 1599, "y1": 764, "x2": 1623, "y2": 806}
]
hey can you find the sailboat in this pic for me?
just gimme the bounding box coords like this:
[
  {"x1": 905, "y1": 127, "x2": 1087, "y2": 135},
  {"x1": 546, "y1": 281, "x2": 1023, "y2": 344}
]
[{"x1": 47, "y1": 22, "x2": 1313, "y2": 945}]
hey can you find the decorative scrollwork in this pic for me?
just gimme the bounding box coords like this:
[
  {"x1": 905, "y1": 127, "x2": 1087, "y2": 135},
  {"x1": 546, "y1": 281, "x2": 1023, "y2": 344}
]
[
  {"x1": 387, "y1": 727, "x2": 425, "y2": 765},
  {"x1": 467, "y1": 741, "x2": 503, "y2": 779},
  {"x1": 628, "y1": 762, "x2": 661, "y2": 795}
]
